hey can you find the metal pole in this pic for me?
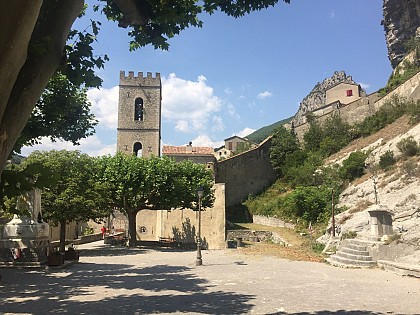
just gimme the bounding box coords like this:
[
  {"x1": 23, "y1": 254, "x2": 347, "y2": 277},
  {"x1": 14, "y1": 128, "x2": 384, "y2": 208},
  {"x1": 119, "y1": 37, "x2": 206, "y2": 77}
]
[
  {"x1": 196, "y1": 196, "x2": 203, "y2": 266},
  {"x1": 331, "y1": 189, "x2": 335, "y2": 237}
]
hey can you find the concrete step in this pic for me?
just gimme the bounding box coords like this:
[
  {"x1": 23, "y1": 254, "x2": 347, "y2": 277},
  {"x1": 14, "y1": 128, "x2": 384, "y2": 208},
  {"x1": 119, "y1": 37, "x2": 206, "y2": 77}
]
[
  {"x1": 345, "y1": 243, "x2": 368, "y2": 251},
  {"x1": 377, "y1": 260, "x2": 420, "y2": 278},
  {"x1": 328, "y1": 254, "x2": 377, "y2": 267},
  {"x1": 341, "y1": 247, "x2": 370, "y2": 256},
  {"x1": 335, "y1": 251, "x2": 373, "y2": 261}
]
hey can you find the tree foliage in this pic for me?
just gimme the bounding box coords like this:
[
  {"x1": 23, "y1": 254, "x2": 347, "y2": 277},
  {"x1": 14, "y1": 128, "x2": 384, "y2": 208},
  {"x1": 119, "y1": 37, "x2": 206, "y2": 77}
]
[
  {"x1": 269, "y1": 126, "x2": 300, "y2": 177},
  {"x1": 1, "y1": 0, "x2": 292, "y2": 179},
  {"x1": 21, "y1": 150, "x2": 112, "y2": 252},
  {"x1": 319, "y1": 115, "x2": 351, "y2": 156},
  {"x1": 96, "y1": 153, "x2": 214, "y2": 246},
  {"x1": 339, "y1": 151, "x2": 367, "y2": 181},
  {"x1": 14, "y1": 72, "x2": 98, "y2": 154},
  {"x1": 95, "y1": 0, "x2": 291, "y2": 50}
]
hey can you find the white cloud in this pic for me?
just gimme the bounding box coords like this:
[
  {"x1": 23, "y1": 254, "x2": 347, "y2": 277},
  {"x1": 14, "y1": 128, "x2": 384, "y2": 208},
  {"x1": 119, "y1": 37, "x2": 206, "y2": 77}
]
[
  {"x1": 175, "y1": 120, "x2": 190, "y2": 133},
  {"x1": 87, "y1": 86, "x2": 119, "y2": 130},
  {"x1": 360, "y1": 82, "x2": 370, "y2": 90},
  {"x1": 226, "y1": 103, "x2": 240, "y2": 119},
  {"x1": 236, "y1": 127, "x2": 256, "y2": 138},
  {"x1": 20, "y1": 135, "x2": 116, "y2": 157},
  {"x1": 257, "y1": 91, "x2": 272, "y2": 99},
  {"x1": 212, "y1": 116, "x2": 224, "y2": 132},
  {"x1": 330, "y1": 10, "x2": 336, "y2": 18},
  {"x1": 224, "y1": 88, "x2": 232, "y2": 95},
  {"x1": 191, "y1": 134, "x2": 223, "y2": 148},
  {"x1": 162, "y1": 73, "x2": 221, "y2": 133}
]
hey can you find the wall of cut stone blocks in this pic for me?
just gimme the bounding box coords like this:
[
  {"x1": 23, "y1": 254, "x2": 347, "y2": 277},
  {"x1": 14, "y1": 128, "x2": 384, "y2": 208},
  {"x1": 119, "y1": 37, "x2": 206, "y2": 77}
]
[
  {"x1": 215, "y1": 138, "x2": 276, "y2": 207},
  {"x1": 136, "y1": 183, "x2": 226, "y2": 250}
]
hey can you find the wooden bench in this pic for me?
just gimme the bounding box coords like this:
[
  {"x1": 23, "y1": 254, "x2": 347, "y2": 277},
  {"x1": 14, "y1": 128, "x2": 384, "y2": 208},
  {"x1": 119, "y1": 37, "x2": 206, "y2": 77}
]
[{"x1": 159, "y1": 237, "x2": 177, "y2": 248}]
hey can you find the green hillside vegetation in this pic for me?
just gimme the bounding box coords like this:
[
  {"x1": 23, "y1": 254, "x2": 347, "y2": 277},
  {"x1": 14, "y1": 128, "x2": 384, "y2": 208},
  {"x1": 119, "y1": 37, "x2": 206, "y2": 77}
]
[
  {"x1": 246, "y1": 116, "x2": 293, "y2": 143},
  {"x1": 244, "y1": 96, "x2": 420, "y2": 230}
]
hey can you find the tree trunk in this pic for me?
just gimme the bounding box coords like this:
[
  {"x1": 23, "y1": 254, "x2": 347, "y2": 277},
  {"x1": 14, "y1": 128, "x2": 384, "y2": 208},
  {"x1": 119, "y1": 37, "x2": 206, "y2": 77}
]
[
  {"x1": 0, "y1": 0, "x2": 83, "y2": 175},
  {"x1": 127, "y1": 209, "x2": 139, "y2": 247},
  {"x1": 59, "y1": 219, "x2": 66, "y2": 253}
]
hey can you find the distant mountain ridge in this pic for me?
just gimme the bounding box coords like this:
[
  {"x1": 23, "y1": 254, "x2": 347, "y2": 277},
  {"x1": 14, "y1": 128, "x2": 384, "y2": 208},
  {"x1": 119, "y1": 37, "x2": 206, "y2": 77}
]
[{"x1": 246, "y1": 116, "x2": 293, "y2": 143}]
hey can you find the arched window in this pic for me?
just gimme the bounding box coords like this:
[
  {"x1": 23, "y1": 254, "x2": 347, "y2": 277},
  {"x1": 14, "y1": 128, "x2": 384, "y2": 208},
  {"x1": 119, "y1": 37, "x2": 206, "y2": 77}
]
[
  {"x1": 133, "y1": 142, "x2": 143, "y2": 157},
  {"x1": 134, "y1": 98, "x2": 144, "y2": 121}
]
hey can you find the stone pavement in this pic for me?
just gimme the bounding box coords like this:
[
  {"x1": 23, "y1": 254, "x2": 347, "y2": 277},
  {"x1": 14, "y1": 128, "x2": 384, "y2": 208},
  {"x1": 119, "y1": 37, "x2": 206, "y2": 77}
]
[{"x1": 0, "y1": 240, "x2": 419, "y2": 315}]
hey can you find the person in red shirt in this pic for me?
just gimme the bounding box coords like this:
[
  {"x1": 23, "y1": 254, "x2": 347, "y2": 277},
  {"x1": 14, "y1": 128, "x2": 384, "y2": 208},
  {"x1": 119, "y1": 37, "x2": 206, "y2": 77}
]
[{"x1": 101, "y1": 226, "x2": 106, "y2": 239}]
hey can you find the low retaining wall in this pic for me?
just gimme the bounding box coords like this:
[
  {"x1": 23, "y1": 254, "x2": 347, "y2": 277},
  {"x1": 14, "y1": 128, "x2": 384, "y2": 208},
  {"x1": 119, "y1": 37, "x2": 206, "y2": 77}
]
[
  {"x1": 253, "y1": 215, "x2": 295, "y2": 229},
  {"x1": 51, "y1": 233, "x2": 103, "y2": 248},
  {"x1": 226, "y1": 230, "x2": 290, "y2": 246}
]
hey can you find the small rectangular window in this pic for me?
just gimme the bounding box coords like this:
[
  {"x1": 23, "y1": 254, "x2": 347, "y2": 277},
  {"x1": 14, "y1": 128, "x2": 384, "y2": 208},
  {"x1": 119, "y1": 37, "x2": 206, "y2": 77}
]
[{"x1": 346, "y1": 89, "x2": 353, "y2": 97}]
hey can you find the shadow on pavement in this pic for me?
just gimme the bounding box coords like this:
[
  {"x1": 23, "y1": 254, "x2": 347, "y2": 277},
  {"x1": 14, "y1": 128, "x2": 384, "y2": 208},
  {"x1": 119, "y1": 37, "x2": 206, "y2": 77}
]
[{"x1": 0, "y1": 260, "x2": 254, "y2": 314}]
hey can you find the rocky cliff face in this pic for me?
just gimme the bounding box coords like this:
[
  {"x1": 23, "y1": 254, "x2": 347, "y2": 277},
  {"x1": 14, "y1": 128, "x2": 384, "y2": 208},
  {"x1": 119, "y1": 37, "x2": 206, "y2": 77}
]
[
  {"x1": 383, "y1": 0, "x2": 420, "y2": 68},
  {"x1": 291, "y1": 71, "x2": 360, "y2": 126}
]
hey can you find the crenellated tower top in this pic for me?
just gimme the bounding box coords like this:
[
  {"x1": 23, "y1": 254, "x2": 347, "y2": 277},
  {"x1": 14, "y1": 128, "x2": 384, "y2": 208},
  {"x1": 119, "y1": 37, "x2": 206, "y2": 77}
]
[{"x1": 119, "y1": 71, "x2": 161, "y2": 87}]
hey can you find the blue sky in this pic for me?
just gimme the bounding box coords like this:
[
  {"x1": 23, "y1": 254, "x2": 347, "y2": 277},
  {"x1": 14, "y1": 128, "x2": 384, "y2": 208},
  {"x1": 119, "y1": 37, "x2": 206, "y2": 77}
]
[{"x1": 21, "y1": 0, "x2": 392, "y2": 157}]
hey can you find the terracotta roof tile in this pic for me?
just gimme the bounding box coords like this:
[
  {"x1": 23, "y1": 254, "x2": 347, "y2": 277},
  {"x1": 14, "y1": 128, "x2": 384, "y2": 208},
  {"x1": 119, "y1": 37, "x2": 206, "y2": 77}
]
[{"x1": 162, "y1": 146, "x2": 214, "y2": 155}]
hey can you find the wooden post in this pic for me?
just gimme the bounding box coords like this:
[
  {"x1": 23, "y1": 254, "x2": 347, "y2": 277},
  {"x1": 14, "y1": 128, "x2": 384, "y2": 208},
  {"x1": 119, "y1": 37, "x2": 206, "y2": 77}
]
[{"x1": 331, "y1": 189, "x2": 335, "y2": 237}]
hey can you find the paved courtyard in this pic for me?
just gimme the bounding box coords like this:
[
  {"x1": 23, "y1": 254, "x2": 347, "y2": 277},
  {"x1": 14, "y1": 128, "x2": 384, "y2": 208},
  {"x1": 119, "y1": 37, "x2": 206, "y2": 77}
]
[{"x1": 0, "y1": 240, "x2": 419, "y2": 314}]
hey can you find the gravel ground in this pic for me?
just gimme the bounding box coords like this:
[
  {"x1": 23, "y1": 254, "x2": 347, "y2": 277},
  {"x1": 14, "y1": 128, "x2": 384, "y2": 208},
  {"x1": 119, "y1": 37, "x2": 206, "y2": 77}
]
[{"x1": 0, "y1": 240, "x2": 419, "y2": 315}]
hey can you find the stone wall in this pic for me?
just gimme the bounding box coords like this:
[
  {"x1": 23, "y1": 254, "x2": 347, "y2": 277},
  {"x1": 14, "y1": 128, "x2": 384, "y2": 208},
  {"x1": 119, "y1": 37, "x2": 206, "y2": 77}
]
[
  {"x1": 253, "y1": 215, "x2": 295, "y2": 229},
  {"x1": 215, "y1": 137, "x2": 277, "y2": 207},
  {"x1": 136, "y1": 183, "x2": 226, "y2": 249}
]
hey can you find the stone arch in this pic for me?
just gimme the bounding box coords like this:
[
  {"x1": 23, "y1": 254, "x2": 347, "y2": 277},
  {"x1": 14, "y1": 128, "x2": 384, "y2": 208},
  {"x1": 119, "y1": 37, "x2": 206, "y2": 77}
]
[{"x1": 133, "y1": 142, "x2": 143, "y2": 157}]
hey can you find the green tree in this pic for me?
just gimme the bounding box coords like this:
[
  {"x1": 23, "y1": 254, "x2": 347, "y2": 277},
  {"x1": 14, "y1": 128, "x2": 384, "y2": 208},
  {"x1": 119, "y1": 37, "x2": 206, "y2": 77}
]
[
  {"x1": 303, "y1": 113, "x2": 324, "y2": 152},
  {"x1": 234, "y1": 142, "x2": 252, "y2": 155},
  {"x1": 319, "y1": 115, "x2": 351, "y2": 156},
  {"x1": 22, "y1": 150, "x2": 112, "y2": 252},
  {"x1": 14, "y1": 72, "x2": 98, "y2": 153},
  {"x1": 0, "y1": 0, "x2": 291, "y2": 180},
  {"x1": 97, "y1": 153, "x2": 214, "y2": 246},
  {"x1": 270, "y1": 126, "x2": 300, "y2": 177}
]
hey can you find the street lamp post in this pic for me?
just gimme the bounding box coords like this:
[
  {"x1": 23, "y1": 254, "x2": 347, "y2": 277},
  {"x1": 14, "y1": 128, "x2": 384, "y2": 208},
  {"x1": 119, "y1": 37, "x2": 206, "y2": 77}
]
[{"x1": 196, "y1": 186, "x2": 204, "y2": 266}]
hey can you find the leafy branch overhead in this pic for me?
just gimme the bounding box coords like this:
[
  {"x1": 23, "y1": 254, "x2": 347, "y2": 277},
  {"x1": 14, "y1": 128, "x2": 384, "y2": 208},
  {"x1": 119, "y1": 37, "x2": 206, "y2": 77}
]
[
  {"x1": 94, "y1": 0, "x2": 291, "y2": 50},
  {"x1": 0, "y1": 0, "x2": 292, "y2": 182}
]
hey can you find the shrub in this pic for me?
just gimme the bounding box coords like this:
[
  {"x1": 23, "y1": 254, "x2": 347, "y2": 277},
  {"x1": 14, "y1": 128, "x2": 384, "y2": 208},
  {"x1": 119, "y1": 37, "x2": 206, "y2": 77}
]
[
  {"x1": 406, "y1": 100, "x2": 420, "y2": 124},
  {"x1": 379, "y1": 150, "x2": 396, "y2": 170},
  {"x1": 341, "y1": 230, "x2": 357, "y2": 240},
  {"x1": 83, "y1": 226, "x2": 94, "y2": 235},
  {"x1": 397, "y1": 136, "x2": 419, "y2": 157},
  {"x1": 339, "y1": 151, "x2": 367, "y2": 181},
  {"x1": 355, "y1": 96, "x2": 408, "y2": 137},
  {"x1": 400, "y1": 160, "x2": 420, "y2": 178},
  {"x1": 281, "y1": 185, "x2": 332, "y2": 223}
]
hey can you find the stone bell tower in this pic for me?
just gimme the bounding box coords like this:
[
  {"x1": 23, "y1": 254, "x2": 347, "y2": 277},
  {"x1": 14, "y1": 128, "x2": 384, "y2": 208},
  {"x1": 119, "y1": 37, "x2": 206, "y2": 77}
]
[{"x1": 117, "y1": 71, "x2": 161, "y2": 158}]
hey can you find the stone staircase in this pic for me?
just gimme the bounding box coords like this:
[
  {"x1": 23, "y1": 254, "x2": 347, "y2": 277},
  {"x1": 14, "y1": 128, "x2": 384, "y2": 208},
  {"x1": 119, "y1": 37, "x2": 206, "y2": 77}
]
[{"x1": 326, "y1": 239, "x2": 377, "y2": 268}]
